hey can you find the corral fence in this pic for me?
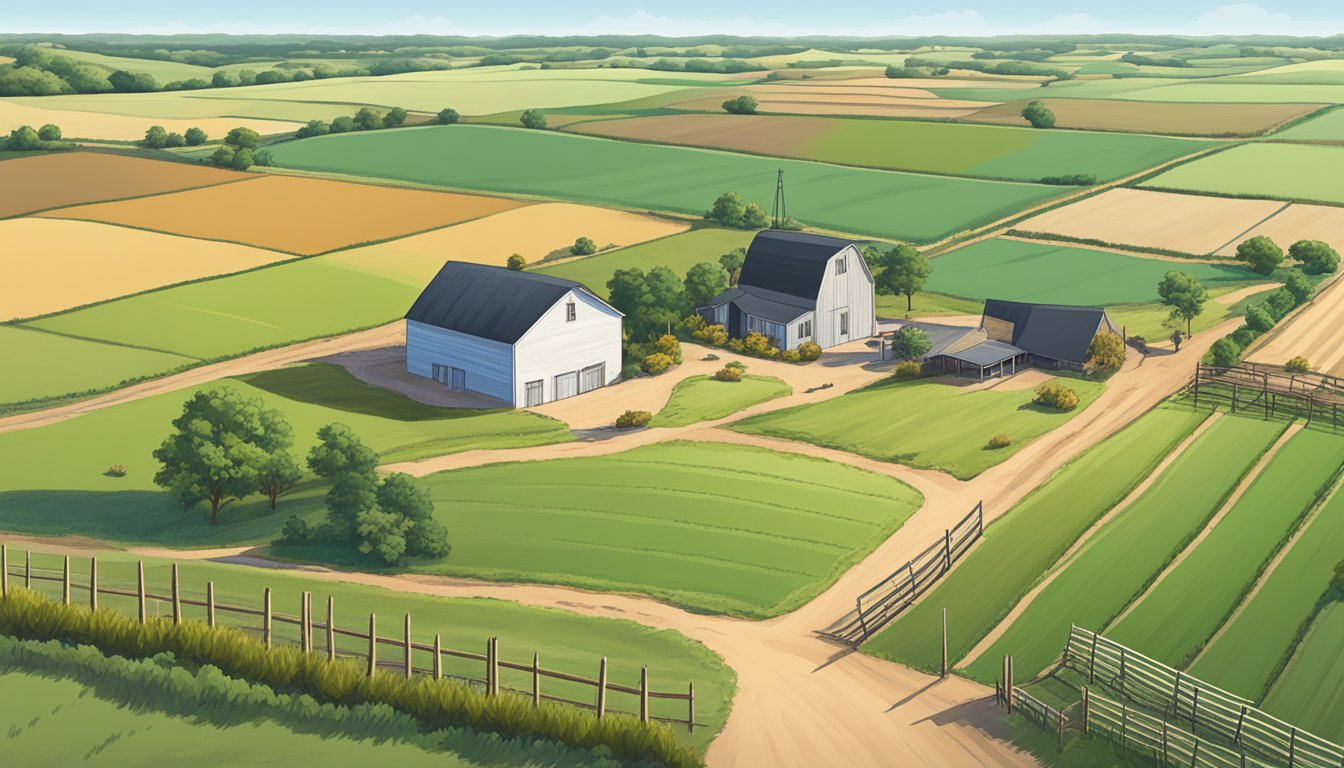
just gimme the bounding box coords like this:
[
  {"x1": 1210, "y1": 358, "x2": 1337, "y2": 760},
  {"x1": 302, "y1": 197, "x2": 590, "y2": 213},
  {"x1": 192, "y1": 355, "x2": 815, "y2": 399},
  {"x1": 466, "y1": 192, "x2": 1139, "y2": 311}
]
[
  {"x1": 1191, "y1": 363, "x2": 1344, "y2": 428},
  {"x1": 0, "y1": 546, "x2": 699, "y2": 731},
  {"x1": 819, "y1": 501, "x2": 982, "y2": 645}
]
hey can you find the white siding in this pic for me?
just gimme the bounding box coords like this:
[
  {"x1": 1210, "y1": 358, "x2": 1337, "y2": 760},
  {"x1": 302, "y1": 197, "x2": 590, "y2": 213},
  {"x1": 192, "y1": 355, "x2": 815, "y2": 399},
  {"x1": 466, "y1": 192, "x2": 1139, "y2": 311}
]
[
  {"x1": 405, "y1": 319, "x2": 515, "y2": 404},
  {"x1": 513, "y1": 289, "x2": 623, "y2": 407},
  {"x1": 786, "y1": 311, "x2": 815, "y2": 350},
  {"x1": 814, "y1": 245, "x2": 876, "y2": 348}
]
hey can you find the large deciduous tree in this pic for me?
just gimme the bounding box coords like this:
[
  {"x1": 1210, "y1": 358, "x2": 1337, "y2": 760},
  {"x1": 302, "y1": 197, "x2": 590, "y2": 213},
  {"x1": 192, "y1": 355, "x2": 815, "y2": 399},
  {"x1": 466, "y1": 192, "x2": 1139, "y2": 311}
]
[
  {"x1": 683, "y1": 261, "x2": 730, "y2": 310},
  {"x1": 875, "y1": 244, "x2": 932, "y2": 312},
  {"x1": 1157, "y1": 271, "x2": 1208, "y2": 337},
  {"x1": 1290, "y1": 240, "x2": 1339, "y2": 275},
  {"x1": 1235, "y1": 236, "x2": 1284, "y2": 276},
  {"x1": 307, "y1": 423, "x2": 380, "y2": 542}
]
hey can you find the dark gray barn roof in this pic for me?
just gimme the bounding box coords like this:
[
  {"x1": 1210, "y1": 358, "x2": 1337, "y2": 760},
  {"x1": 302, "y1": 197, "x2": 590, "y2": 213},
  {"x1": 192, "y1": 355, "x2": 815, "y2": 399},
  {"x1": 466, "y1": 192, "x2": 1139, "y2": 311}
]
[
  {"x1": 983, "y1": 299, "x2": 1112, "y2": 365},
  {"x1": 737, "y1": 230, "x2": 854, "y2": 300},
  {"x1": 405, "y1": 262, "x2": 614, "y2": 345},
  {"x1": 945, "y1": 339, "x2": 1024, "y2": 367}
]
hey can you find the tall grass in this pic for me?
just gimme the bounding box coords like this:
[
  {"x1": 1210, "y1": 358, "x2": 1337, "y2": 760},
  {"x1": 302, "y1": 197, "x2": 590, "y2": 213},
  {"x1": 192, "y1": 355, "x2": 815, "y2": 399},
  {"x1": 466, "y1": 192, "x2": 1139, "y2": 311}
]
[{"x1": 0, "y1": 588, "x2": 701, "y2": 768}]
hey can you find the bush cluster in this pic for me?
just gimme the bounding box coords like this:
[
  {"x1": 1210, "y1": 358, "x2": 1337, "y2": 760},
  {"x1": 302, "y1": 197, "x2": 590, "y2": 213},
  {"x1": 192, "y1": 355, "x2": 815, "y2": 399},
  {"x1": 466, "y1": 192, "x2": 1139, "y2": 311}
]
[
  {"x1": 1034, "y1": 382, "x2": 1081, "y2": 412},
  {"x1": 1083, "y1": 331, "x2": 1126, "y2": 375},
  {"x1": 1205, "y1": 270, "x2": 1314, "y2": 368},
  {"x1": 1, "y1": 123, "x2": 71, "y2": 152},
  {"x1": 721, "y1": 95, "x2": 758, "y2": 114},
  {"x1": 641, "y1": 353, "x2": 675, "y2": 375},
  {"x1": 691, "y1": 322, "x2": 729, "y2": 347},
  {"x1": 296, "y1": 106, "x2": 409, "y2": 139},
  {"x1": 713, "y1": 366, "x2": 742, "y2": 382},
  {"x1": 891, "y1": 361, "x2": 923, "y2": 380},
  {"x1": 987, "y1": 434, "x2": 1013, "y2": 449},
  {"x1": 614, "y1": 410, "x2": 652, "y2": 429},
  {"x1": 1285, "y1": 356, "x2": 1311, "y2": 374},
  {"x1": 704, "y1": 192, "x2": 769, "y2": 230}
]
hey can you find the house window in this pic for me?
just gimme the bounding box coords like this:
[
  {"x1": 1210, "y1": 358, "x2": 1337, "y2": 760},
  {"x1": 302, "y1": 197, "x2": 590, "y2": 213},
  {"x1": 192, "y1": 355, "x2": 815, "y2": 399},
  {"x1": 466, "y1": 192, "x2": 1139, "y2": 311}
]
[
  {"x1": 836, "y1": 256, "x2": 847, "y2": 275},
  {"x1": 565, "y1": 302, "x2": 576, "y2": 322},
  {"x1": 840, "y1": 311, "x2": 849, "y2": 336},
  {"x1": 798, "y1": 320, "x2": 812, "y2": 338}
]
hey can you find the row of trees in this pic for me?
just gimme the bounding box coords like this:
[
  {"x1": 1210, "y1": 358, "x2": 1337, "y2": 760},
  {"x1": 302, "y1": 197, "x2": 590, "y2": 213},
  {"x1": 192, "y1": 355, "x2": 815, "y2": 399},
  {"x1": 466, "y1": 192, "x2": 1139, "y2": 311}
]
[
  {"x1": 209, "y1": 127, "x2": 273, "y2": 170},
  {"x1": 1235, "y1": 236, "x2": 1339, "y2": 276},
  {"x1": 1, "y1": 123, "x2": 68, "y2": 151},
  {"x1": 704, "y1": 192, "x2": 803, "y2": 231},
  {"x1": 140, "y1": 125, "x2": 209, "y2": 149},
  {"x1": 295, "y1": 106, "x2": 409, "y2": 139}
]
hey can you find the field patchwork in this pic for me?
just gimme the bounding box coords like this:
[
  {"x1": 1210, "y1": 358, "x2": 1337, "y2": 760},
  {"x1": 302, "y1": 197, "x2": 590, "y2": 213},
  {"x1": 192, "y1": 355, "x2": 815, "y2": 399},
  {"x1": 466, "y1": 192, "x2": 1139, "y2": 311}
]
[
  {"x1": 0, "y1": 98, "x2": 303, "y2": 141},
  {"x1": 649, "y1": 374, "x2": 792, "y2": 428},
  {"x1": 536, "y1": 227, "x2": 756, "y2": 297},
  {"x1": 1141, "y1": 143, "x2": 1344, "y2": 205},
  {"x1": 1210, "y1": 202, "x2": 1344, "y2": 258},
  {"x1": 1271, "y1": 106, "x2": 1344, "y2": 143},
  {"x1": 963, "y1": 98, "x2": 1319, "y2": 137}
]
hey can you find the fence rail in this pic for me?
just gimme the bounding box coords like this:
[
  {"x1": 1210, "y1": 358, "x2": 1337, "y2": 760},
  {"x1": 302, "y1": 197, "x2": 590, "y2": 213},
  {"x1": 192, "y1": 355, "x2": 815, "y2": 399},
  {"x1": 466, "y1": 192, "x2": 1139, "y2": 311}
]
[
  {"x1": 0, "y1": 546, "x2": 698, "y2": 731},
  {"x1": 1192, "y1": 363, "x2": 1344, "y2": 427},
  {"x1": 819, "y1": 502, "x2": 983, "y2": 645}
]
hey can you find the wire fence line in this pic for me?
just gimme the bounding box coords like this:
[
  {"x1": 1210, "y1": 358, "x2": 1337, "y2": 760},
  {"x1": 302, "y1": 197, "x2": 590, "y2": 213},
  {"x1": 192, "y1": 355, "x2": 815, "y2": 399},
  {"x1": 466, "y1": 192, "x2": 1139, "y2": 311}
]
[{"x1": 0, "y1": 545, "x2": 698, "y2": 730}]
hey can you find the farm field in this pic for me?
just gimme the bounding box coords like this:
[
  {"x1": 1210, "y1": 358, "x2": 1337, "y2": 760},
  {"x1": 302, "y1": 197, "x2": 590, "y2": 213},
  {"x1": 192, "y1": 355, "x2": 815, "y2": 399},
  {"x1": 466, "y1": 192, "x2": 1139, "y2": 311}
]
[
  {"x1": 925, "y1": 237, "x2": 1262, "y2": 305},
  {"x1": 0, "y1": 364, "x2": 571, "y2": 546},
  {"x1": 1141, "y1": 143, "x2": 1344, "y2": 204},
  {"x1": 1012, "y1": 188, "x2": 1288, "y2": 256},
  {"x1": 0, "y1": 218, "x2": 289, "y2": 321},
  {"x1": 5, "y1": 92, "x2": 360, "y2": 124},
  {"x1": 536, "y1": 227, "x2": 755, "y2": 296},
  {"x1": 963, "y1": 98, "x2": 1320, "y2": 136},
  {"x1": 327, "y1": 203, "x2": 689, "y2": 285},
  {"x1": 1210, "y1": 203, "x2": 1344, "y2": 257},
  {"x1": 39, "y1": 174, "x2": 526, "y2": 255},
  {"x1": 1107, "y1": 427, "x2": 1344, "y2": 667},
  {"x1": 1229, "y1": 59, "x2": 1344, "y2": 84},
  {"x1": 963, "y1": 414, "x2": 1287, "y2": 683},
  {"x1": 0, "y1": 151, "x2": 245, "y2": 219},
  {"x1": 862, "y1": 404, "x2": 1206, "y2": 671},
  {"x1": 1271, "y1": 106, "x2": 1344, "y2": 142},
  {"x1": 0, "y1": 326, "x2": 194, "y2": 409},
  {"x1": 1261, "y1": 602, "x2": 1344, "y2": 740},
  {"x1": 267, "y1": 124, "x2": 1071, "y2": 243},
  {"x1": 731, "y1": 376, "x2": 1106, "y2": 480},
  {"x1": 384, "y1": 441, "x2": 923, "y2": 618},
  {"x1": 0, "y1": 98, "x2": 304, "y2": 141},
  {"x1": 567, "y1": 113, "x2": 1213, "y2": 182},
  {"x1": 666, "y1": 77, "x2": 1015, "y2": 119},
  {"x1": 648, "y1": 374, "x2": 791, "y2": 428}
]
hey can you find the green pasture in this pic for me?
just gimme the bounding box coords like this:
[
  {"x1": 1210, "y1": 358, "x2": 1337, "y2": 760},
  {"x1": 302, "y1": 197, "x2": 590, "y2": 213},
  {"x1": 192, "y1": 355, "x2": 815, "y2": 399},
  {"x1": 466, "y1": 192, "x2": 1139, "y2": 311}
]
[
  {"x1": 730, "y1": 376, "x2": 1106, "y2": 480},
  {"x1": 366, "y1": 441, "x2": 923, "y2": 618},
  {"x1": 0, "y1": 364, "x2": 570, "y2": 546},
  {"x1": 649, "y1": 374, "x2": 791, "y2": 428},
  {"x1": 536, "y1": 227, "x2": 755, "y2": 296},
  {"x1": 0, "y1": 326, "x2": 193, "y2": 409},
  {"x1": 875, "y1": 291, "x2": 984, "y2": 319},
  {"x1": 1141, "y1": 143, "x2": 1344, "y2": 204},
  {"x1": 1228, "y1": 60, "x2": 1344, "y2": 85},
  {"x1": 268, "y1": 125, "x2": 1070, "y2": 243},
  {"x1": 1189, "y1": 472, "x2": 1344, "y2": 699},
  {"x1": 964, "y1": 414, "x2": 1287, "y2": 682},
  {"x1": 1271, "y1": 106, "x2": 1344, "y2": 142},
  {"x1": 9, "y1": 546, "x2": 734, "y2": 748},
  {"x1": 862, "y1": 404, "x2": 1205, "y2": 672},
  {"x1": 1105, "y1": 283, "x2": 1277, "y2": 343},
  {"x1": 1261, "y1": 602, "x2": 1344, "y2": 741},
  {"x1": 926, "y1": 238, "x2": 1261, "y2": 305},
  {"x1": 1108, "y1": 427, "x2": 1344, "y2": 667},
  {"x1": 936, "y1": 78, "x2": 1344, "y2": 104}
]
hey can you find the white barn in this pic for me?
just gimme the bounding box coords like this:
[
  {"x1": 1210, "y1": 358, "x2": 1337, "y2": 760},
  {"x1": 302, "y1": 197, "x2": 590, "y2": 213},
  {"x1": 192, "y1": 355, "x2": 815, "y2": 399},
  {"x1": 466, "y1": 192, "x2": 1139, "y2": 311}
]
[
  {"x1": 699, "y1": 230, "x2": 876, "y2": 350},
  {"x1": 404, "y1": 262, "x2": 623, "y2": 408}
]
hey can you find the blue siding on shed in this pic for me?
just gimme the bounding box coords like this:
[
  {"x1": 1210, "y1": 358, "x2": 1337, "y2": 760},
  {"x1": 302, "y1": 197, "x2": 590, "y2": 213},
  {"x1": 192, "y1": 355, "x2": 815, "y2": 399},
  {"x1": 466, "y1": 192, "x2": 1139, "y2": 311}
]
[{"x1": 405, "y1": 319, "x2": 515, "y2": 405}]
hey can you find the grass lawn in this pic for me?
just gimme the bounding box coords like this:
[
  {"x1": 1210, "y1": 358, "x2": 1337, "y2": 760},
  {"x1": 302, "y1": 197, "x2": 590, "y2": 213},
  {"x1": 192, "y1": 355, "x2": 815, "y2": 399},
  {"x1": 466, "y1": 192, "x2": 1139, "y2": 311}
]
[
  {"x1": 1105, "y1": 283, "x2": 1276, "y2": 343},
  {"x1": 963, "y1": 414, "x2": 1287, "y2": 683},
  {"x1": 862, "y1": 404, "x2": 1205, "y2": 672},
  {"x1": 301, "y1": 441, "x2": 922, "y2": 619},
  {"x1": 268, "y1": 125, "x2": 1070, "y2": 244},
  {"x1": 0, "y1": 326, "x2": 193, "y2": 409},
  {"x1": 730, "y1": 376, "x2": 1106, "y2": 480},
  {"x1": 0, "y1": 364, "x2": 570, "y2": 547},
  {"x1": 11, "y1": 546, "x2": 734, "y2": 750},
  {"x1": 876, "y1": 291, "x2": 984, "y2": 319},
  {"x1": 1261, "y1": 602, "x2": 1344, "y2": 741},
  {"x1": 1141, "y1": 143, "x2": 1344, "y2": 205},
  {"x1": 649, "y1": 374, "x2": 791, "y2": 428},
  {"x1": 536, "y1": 227, "x2": 755, "y2": 297},
  {"x1": 1108, "y1": 427, "x2": 1344, "y2": 668}
]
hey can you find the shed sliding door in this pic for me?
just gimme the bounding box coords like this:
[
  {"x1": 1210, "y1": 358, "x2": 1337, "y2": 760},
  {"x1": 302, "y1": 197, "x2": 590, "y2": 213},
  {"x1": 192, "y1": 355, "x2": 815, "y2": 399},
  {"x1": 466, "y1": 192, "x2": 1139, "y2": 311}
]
[
  {"x1": 580, "y1": 364, "x2": 605, "y2": 394},
  {"x1": 554, "y1": 371, "x2": 579, "y2": 401}
]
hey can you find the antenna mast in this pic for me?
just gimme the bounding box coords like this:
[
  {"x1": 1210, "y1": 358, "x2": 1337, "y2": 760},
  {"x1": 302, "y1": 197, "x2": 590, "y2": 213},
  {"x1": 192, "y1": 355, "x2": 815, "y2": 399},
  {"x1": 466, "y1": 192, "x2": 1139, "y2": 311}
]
[{"x1": 772, "y1": 168, "x2": 786, "y2": 228}]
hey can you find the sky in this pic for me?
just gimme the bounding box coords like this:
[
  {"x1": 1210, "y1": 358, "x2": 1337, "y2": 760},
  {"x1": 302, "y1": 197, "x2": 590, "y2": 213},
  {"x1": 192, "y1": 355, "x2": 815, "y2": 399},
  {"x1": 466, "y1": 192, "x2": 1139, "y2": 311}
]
[{"x1": 4, "y1": 2, "x2": 1344, "y2": 38}]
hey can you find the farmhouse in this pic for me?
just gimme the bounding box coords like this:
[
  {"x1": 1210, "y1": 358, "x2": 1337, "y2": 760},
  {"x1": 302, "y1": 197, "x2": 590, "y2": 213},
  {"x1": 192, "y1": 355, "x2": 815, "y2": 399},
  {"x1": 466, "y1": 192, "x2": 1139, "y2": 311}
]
[
  {"x1": 892, "y1": 299, "x2": 1119, "y2": 380},
  {"x1": 404, "y1": 262, "x2": 622, "y2": 407},
  {"x1": 699, "y1": 230, "x2": 876, "y2": 350}
]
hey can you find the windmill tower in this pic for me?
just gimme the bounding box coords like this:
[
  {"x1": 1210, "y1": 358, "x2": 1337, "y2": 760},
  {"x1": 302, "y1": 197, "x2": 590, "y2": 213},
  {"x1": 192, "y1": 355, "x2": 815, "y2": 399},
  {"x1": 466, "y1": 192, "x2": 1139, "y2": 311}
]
[{"x1": 771, "y1": 168, "x2": 786, "y2": 229}]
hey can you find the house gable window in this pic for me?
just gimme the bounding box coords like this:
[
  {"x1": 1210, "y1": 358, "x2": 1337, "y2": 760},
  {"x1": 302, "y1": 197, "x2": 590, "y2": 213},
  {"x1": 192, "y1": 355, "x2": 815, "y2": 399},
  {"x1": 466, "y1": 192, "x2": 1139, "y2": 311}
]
[
  {"x1": 835, "y1": 255, "x2": 848, "y2": 275},
  {"x1": 565, "y1": 302, "x2": 576, "y2": 322}
]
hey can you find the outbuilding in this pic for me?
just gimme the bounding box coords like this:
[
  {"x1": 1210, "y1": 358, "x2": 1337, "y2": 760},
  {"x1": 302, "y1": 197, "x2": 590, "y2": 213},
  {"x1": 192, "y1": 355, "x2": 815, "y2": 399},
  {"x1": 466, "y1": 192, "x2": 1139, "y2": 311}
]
[{"x1": 404, "y1": 262, "x2": 622, "y2": 407}]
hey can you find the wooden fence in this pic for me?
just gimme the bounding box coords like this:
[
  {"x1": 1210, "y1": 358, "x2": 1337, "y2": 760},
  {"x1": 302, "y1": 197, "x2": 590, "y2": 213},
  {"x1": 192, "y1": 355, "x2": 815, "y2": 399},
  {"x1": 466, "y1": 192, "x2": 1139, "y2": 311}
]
[
  {"x1": 1192, "y1": 363, "x2": 1344, "y2": 428},
  {"x1": 0, "y1": 546, "x2": 698, "y2": 731},
  {"x1": 819, "y1": 501, "x2": 983, "y2": 645}
]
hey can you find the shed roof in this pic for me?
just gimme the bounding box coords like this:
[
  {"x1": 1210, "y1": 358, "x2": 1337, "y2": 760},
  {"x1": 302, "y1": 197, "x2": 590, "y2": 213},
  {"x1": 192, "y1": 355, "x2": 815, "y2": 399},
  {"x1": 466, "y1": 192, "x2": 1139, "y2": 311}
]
[
  {"x1": 708, "y1": 284, "x2": 815, "y2": 324},
  {"x1": 405, "y1": 262, "x2": 613, "y2": 345},
  {"x1": 944, "y1": 339, "x2": 1026, "y2": 367},
  {"x1": 737, "y1": 230, "x2": 854, "y2": 300},
  {"x1": 983, "y1": 299, "x2": 1111, "y2": 365}
]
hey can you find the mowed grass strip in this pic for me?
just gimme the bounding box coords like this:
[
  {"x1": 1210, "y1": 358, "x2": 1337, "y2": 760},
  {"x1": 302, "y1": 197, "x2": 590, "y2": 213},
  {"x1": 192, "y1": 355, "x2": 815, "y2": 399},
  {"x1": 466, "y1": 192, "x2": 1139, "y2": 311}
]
[
  {"x1": 649, "y1": 375, "x2": 791, "y2": 428},
  {"x1": 267, "y1": 124, "x2": 1069, "y2": 244},
  {"x1": 1141, "y1": 143, "x2": 1344, "y2": 205},
  {"x1": 536, "y1": 227, "x2": 755, "y2": 297},
  {"x1": 730, "y1": 377, "x2": 1106, "y2": 480},
  {"x1": 1108, "y1": 427, "x2": 1344, "y2": 667},
  {"x1": 400, "y1": 441, "x2": 922, "y2": 618},
  {"x1": 964, "y1": 414, "x2": 1287, "y2": 683},
  {"x1": 0, "y1": 326, "x2": 194, "y2": 409},
  {"x1": 0, "y1": 151, "x2": 246, "y2": 218},
  {"x1": 861, "y1": 404, "x2": 1205, "y2": 672},
  {"x1": 39, "y1": 174, "x2": 526, "y2": 255},
  {"x1": 926, "y1": 237, "x2": 1260, "y2": 305},
  {"x1": 1260, "y1": 602, "x2": 1344, "y2": 740}
]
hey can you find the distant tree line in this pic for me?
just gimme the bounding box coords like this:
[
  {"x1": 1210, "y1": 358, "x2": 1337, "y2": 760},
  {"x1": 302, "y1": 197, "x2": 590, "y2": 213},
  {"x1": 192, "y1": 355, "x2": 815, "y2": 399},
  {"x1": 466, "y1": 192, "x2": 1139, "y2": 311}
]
[
  {"x1": 295, "y1": 106, "x2": 409, "y2": 139},
  {"x1": 1, "y1": 123, "x2": 69, "y2": 151}
]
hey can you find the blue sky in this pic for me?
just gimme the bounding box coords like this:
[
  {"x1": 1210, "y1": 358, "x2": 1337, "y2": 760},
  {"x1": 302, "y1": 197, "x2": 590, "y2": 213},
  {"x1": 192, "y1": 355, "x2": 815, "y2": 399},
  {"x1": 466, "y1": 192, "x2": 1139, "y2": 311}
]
[{"x1": 6, "y1": 2, "x2": 1344, "y2": 37}]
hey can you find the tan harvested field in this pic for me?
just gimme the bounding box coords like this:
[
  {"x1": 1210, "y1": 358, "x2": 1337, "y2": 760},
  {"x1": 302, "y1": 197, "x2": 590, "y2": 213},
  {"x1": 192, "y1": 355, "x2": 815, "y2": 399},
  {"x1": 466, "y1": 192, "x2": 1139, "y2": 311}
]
[
  {"x1": 325, "y1": 203, "x2": 689, "y2": 285},
  {"x1": 0, "y1": 151, "x2": 245, "y2": 219},
  {"x1": 39, "y1": 174, "x2": 526, "y2": 255},
  {"x1": 965, "y1": 99, "x2": 1322, "y2": 136},
  {"x1": 572, "y1": 113, "x2": 830, "y2": 155},
  {"x1": 0, "y1": 218, "x2": 288, "y2": 321},
  {"x1": 1212, "y1": 203, "x2": 1344, "y2": 257},
  {"x1": 671, "y1": 79, "x2": 1001, "y2": 118},
  {"x1": 0, "y1": 100, "x2": 303, "y2": 141},
  {"x1": 1015, "y1": 188, "x2": 1288, "y2": 255}
]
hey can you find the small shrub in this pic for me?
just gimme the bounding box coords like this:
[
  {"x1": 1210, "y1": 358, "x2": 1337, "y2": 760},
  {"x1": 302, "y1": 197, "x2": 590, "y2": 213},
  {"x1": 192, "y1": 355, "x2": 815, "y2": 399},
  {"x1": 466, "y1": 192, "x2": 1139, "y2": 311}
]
[
  {"x1": 987, "y1": 434, "x2": 1013, "y2": 450},
  {"x1": 682, "y1": 313, "x2": 706, "y2": 333},
  {"x1": 713, "y1": 367, "x2": 742, "y2": 382},
  {"x1": 654, "y1": 334, "x2": 683, "y2": 364},
  {"x1": 519, "y1": 109, "x2": 547, "y2": 129},
  {"x1": 1245, "y1": 303, "x2": 1275, "y2": 333},
  {"x1": 615, "y1": 410, "x2": 652, "y2": 428},
  {"x1": 724, "y1": 360, "x2": 746, "y2": 371},
  {"x1": 796, "y1": 341, "x2": 822, "y2": 362},
  {"x1": 1285, "y1": 356, "x2": 1311, "y2": 374},
  {"x1": 641, "y1": 352, "x2": 674, "y2": 375},
  {"x1": 721, "y1": 95, "x2": 758, "y2": 114},
  {"x1": 1210, "y1": 337, "x2": 1242, "y2": 368},
  {"x1": 1021, "y1": 100, "x2": 1055, "y2": 129},
  {"x1": 103, "y1": 464, "x2": 127, "y2": 477},
  {"x1": 505, "y1": 253, "x2": 526, "y2": 271},
  {"x1": 692, "y1": 323, "x2": 728, "y2": 346},
  {"x1": 1083, "y1": 331, "x2": 1125, "y2": 375},
  {"x1": 780, "y1": 349, "x2": 801, "y2": 363},
  {"x1": 436, "y1": 107, "x2": 460, "y2": 125},
  {"x1": 725, "y1": 338, "x2": 745, "y2": 353},
  {"x1": 741, "y1": 331, "x2": 777, "y2": 358},
  {"x1": 279, "y1": 515, "x2": 313, "y2": 544},
  {"x1": 892, "y1": 361, "x2": 923, "y2": 380},
  {"x1": 702, "y1": 353, "x2": 719, "y2": 361},
  {"x1": 1231, "y1": 327, "x2": 1257, "y2": 348},
  {"x1": 570, "y1": 236, "x2": 596, "y2": 256},
  {"x1": 1034, "y1": 382, "x2": 1080, "y2": 412}
]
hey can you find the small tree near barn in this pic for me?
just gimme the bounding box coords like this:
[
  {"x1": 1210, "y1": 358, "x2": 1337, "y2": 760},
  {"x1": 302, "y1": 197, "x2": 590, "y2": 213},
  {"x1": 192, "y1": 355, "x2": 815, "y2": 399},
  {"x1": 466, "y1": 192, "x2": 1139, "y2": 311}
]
[
  {"x1": 719, "y1": 247, "x2": 746, "y2": 285},
  {"x1": 1084, "y1": 331, "x2": 1125, "y2": 375},
  {"x1": 1157, "y1": 271, "x2": 1207, "y2": 337},
  {"x1": 1021, "y1": 100, "x2": 1056, "y2": 129},
  {"x1": 506, "y1": 253, "x2": 527, "y2": 271},
  {"x1": 875, "y1": 244, "x2": 932, "y2": 312},
  {"x1": 684, "y1": 261, "x2": 730, "y2": 309},
  {"x1": 890, "y1": 326, "x2": 932, "y2": 362}
]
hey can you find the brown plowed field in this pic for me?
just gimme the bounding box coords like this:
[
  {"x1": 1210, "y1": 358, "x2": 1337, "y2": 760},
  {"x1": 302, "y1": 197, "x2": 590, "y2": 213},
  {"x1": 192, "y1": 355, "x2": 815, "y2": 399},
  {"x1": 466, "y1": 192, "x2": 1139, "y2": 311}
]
[
  {"x1": 670, "y1": 78, "x2": 1007, "y2": 118},
  {"x1": 1212, "y1": 203, "x2": 1344, "y2": 257},
  {"x1": 0, "y1": 151, "x2": 245, "y2": 219},
  {"x1": 38, "y1": 174, "x2": 527, "y2": 255},
  {"x1": 965, "y1": 98, "x2": 1322, "y2": 136}
]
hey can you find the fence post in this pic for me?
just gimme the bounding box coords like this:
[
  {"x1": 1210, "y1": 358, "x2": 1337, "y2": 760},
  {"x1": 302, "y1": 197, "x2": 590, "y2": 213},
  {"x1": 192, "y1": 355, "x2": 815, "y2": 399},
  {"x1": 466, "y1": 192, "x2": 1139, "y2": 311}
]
[
  {"x1": 640, "y1": 665, "x2": 650, "y2": 723},
  {"x1": 484, "y1": 638, "x2": 493, "y2": 694},
  {"x1": 941, "y1": 608, "x2": 948, "y2": 678},
  {"x1": 24, "y1": 549, "x2": 32, "y2": 589},
  {"x1": 263, "y1": 588, "x2": 272, "y2": 648},
  {"x1": 1162, "y1": 720, "x2": 1169, "y2": 764},
  {"x1": 303, "y1": 592, "x2": 313, "y2": 653},
  {"x1": 1169, "y1": 670, "x2": 1182, "y2": 717},
  {"x1": 1058, "y1": 710, "x2": 1065, "y2": 751},
  {"x1": 170, "y1": 563, "x2": 181, "y2": 625},
  {"x1": 532, "y1": 652, "x2": 540, "y2": 707},
  {"x1": 403, "y1": 612, "x2": 412, "y2": 679},
  {"x1": 1288, "y1": 727, "x2": 1297, "y2": 768},
  {"x1": 367, "y1": 612, "x2": 377, "y2": 678},
  {"x1": 688, "y1": 682, "x2": 695, "y2": 733},
  {"x1": 137, "y1": 561, "x2": 146, "y2": 624},
  {"x1": 326, "y1": 596, "x2": 335, "y2": 662},
  {"x1": 1082, "y1": 686, "x2": 1090, "y2": 735},
  {"x1": 1088, "y1": 630, "x2": 1098, "y2": 684},
  {"x1": 1119, "y1": 647, "x2": 1127, "y2": 696},
  {"x1": 432, "y1": 633, "x2": 442, "y2": 680},
  {"x1": 1120, "y1": 702, "x2": 1128, "y2": 754},
  {"x1": 943, "y1": 528, "x2": 951, "y2": 571},
  {"x1": 1190, "y1": 687, "x2": 1199, "y2": 733},
  {"x1": 0, "y1": 543, "x2": 6, "y2": 598},
  {"x1": 88, "y1": 556, "x2": 97, "y2": 612},
  {"x1": 206, "y1": 581, "x2": 215, "y2": 627},
  {"x1": 62, "y1": 555, "x2": 70, "y2": 604},
  {"x1": 597, "y1": 656, "x2": 608, "y2": 718},
  {"x1": 1007, "y1": 655, "x2": 1014, "y2": 715}
]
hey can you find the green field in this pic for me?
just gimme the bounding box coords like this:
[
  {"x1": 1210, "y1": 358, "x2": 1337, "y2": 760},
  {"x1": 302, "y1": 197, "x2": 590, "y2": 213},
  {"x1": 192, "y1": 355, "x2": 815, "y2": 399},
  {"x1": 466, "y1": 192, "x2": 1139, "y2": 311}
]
[
  {"x1": 0, "y1": 326, "x2": 193, "y2": 408},
  {"x1": 1141, "y1": 143, "x2": 1344, "y2": 204},
  {"x1": 358, "y1": 441, "x2": 922, "y2": 618},
  {"x1": 0, "y1": 365, "x2": 570, "y2": 546},
  {"x1": 1108, "y1": 427, "x2": 1344, "y2": 667},
  {"x1": 1228, "y1": 60, "x2": 1344, "y2": 85},
  {"x1": 649, "y1": 374, "x2": 791, "y2": 428},
  {"x1": 875, "y1": 291, "x2": 985, "y2": 319},
  {"x1": 964, "y1": 414, "x2": 1286, "y2": 682},
  {"x1": 1261, "y1": 602, "x2": 1344, "y2": 740},
  {"x1": 730, "y1": 376, "x2": 1106, "y2": 480},
  {"x1": 926, "y1": 238, "x2": 1261, "y2": 305},
  {"x1": 268, "y1": 125, "x2": 1070, "y2": 243},
  {"x1": 862, "y1": 404, "x2": 1205, "y2": 671},
  {"x1": 536, "y1": 227, "x2": 755, "y2": 297},
  {"x1": 1272, "y1": 106, "x2": 1344, "y2": 142}
]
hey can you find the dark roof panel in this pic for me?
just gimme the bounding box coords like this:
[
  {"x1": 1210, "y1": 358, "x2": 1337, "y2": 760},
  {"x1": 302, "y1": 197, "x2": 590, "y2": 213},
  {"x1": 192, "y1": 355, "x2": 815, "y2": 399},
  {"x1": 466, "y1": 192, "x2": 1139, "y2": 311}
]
[
  {"x1": 406, "y1": 262, "x2": 597, "y2": 344},
  {"x1": 731, "y1": 286, "x2": 815, "y2": 324},
  {"x1": 737, "y1": 230, "x2": 854, "y2": 300},
  {"x1": 983, "y1": 299, "x2": 1111, "y2": 364},
  {"x1": 944, "y1": 339, "x2": 1025, "y2": 367}
]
